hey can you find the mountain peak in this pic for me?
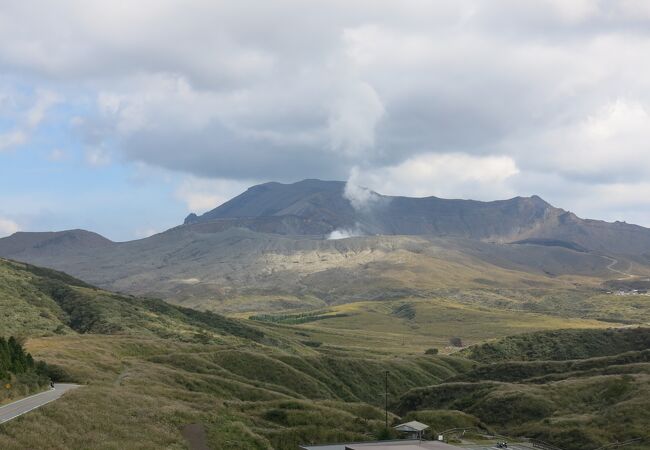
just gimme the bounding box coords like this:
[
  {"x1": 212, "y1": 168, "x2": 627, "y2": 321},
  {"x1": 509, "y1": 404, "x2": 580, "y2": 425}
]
[
  {"x1": 529, "y1": 194, "x2": 551, "y2": 205},
  {"x1": 181, "y1": 179, "x2": 564, "y2": 239},
  {"x1": 185, "y1": 179, "x2": 347, "y2": 225},
  {"x1": 0, "y1": 229, "x2": 112, "y2": 256}
]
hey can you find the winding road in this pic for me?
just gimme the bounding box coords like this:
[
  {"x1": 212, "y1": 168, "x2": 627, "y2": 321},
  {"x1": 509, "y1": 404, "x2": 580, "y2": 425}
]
[
  {"x1": 601, "y1": 256, "x2": 634, "y2": 280},
  {"x1": 0, "y1": 383, "x2": 80, "y2": 424}
]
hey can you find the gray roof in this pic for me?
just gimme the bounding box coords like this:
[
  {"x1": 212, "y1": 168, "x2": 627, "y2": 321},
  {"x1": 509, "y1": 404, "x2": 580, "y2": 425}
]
[
  {"x1": 394, "y1": 421, "x2": 430, "y2": 432},
  {"x1": 345, "y1": 442, "x2": 461, "y2": 449},
  {"x1": 300, "y1": 439, "x2": 451, "y2": 450}
]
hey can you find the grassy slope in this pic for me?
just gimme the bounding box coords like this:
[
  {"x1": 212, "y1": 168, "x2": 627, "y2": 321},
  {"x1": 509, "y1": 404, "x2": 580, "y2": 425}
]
[
  {"x1": 0, "y1": 258, "x2": 472, "y2": 449},
  {"x1": 0, "y1": 336, "x2": 470, "y2": 450},
  {"x1": 263, "y1": 298, "x2": 620, "y2": 354},
  {"x1": 395, "y1": 328, "x2": 650, "y2": 450},
  {"x1": 3, "y1": 257, "x2": 650, "y2": 449},
  {"x1": 0, "y1": 258, "x2": 264, "y2": 342},
  {"x1": 461, "y1": 327, "x2": 650, "y2": 362}
]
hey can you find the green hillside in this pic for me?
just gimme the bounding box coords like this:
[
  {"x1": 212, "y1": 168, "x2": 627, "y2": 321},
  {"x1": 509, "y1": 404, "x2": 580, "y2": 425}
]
[
  {"x1": 0, "y1": 258, "x2": 472, "y2": 449},
  {"x1": 0, "y1": 258, "x2": 264, "y2": 341},
  {"x1": 3, "y1": 257, "x2": 650, "y2": 449},
  {"x1": 246, "y1": 293, "x2": 627, "y2": 358},
  {"x1": 461, "y1": 327, "x2": 650, "y2": 362},
  {"x1": 396, "y1": 328, "x2": 650, "y2": 450}
]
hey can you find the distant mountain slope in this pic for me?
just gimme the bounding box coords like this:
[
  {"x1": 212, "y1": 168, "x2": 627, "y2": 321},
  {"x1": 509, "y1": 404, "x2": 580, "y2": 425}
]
[
  {"x1": 185, "y1": 179, "x2": 558, "y2": 241},
  {"x1": 0, "y1": 230, "x2": 112, "y2": 256},
  {"x1": 3, "y1": 179, "x2": 650, "y2": 310},
  {"x1": 182, "y1": 179, "x2": 650, "y2": 256},
  {"x1": 186, "y1": 179, "x2": 352, "y2": 221},
  {"x1": 0, "y1": 228, "x2": 617, "y2": 312}
]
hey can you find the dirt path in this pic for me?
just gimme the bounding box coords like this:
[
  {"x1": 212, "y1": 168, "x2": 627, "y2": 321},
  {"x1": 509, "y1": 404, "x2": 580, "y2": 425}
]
[{"x1": 602, "y1": 256, "x2": 634, "y2": 280}]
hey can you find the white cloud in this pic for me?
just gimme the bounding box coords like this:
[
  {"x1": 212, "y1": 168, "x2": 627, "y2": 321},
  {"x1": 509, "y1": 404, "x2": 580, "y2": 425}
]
[
  {"x1": 328, "y1": 79, "x2": 385, "y2": 156},
  {"x1": 512, "y1": 99, "x2": 650, "y2": 182},
  {"x1": 3, "y1": 0, "x2": 645, "y2": 184},
  {"x1": 348, "y1": 153, "x2": 520, "y2": 200},
  {"x1": 26, "y1": 90, "x2": 60, "y2": 128},
  {"x1": 0, "y1": 130, "x2": 27, "y2": 152},
  {"x1": 542, "y1": 0, "x2": 599, "y2": 23},
  {"x1": 3, "y1": 1, "x2": 650, "y2": 228},
  {"x1": 175, "y1": 177, "x2": 254, "y2": 213},
  {"x1": 96, "y1": 74, "x2": 223, "y2": 135},
  {"x1": 0, "y1": 89, "x2": 59, "y2": 152},
  {"x1": 85, "y1": 147, "x2": 111, "y2": 167},
  {"x1": 0, "y1": 218, "x2": 20, "y2": 237}
]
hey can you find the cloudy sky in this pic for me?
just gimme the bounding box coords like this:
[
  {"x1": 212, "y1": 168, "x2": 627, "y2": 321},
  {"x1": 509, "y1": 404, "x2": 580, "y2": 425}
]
[{"x1": 2, "y1": 0, "x2": 650, "y2": 240}]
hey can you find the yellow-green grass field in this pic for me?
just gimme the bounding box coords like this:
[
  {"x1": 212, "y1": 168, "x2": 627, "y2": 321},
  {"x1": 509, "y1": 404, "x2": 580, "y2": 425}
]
[
  {"x1": 257, "y1": 298, "x2": 623, "y2": 355},
  {"x1": 0, "y1": 334, "x2": 471, "y2": 449}
]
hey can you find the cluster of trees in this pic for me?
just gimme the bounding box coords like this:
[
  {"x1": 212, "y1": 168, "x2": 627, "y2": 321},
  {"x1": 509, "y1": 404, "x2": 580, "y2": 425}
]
[
  {"x1": 0, "y1": 336, "x2": 52, "y2": 401},
  {"x1": 0, "y1": 336, "x2": 37, "y2": 380}
]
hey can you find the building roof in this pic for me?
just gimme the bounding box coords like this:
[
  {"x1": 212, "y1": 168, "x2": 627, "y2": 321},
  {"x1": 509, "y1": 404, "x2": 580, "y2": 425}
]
[
  {"x1": 394, "y1": 421, "x2": 430, "y2": 432},
  {"x1": 301, "y1": 439, "x2": 460, "y2": 450},
  {"x1": 345, "y1": 442, "x2": 461, "y2": 450}
]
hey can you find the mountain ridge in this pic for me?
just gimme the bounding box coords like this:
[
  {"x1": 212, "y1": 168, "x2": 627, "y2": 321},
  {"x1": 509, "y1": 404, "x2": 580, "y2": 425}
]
[
  {"x1": 6, "y1": 180, "x2": 648, "y2": 252},
  {"x1": 2, "y1": 179, "x2": 650, "y2": 310},
  {"x1": 183, "y1": 179, "x2": 561, "y2": 240},
  {"x1": 174, "y1": 178, "x2": 650, "y2": 256}
]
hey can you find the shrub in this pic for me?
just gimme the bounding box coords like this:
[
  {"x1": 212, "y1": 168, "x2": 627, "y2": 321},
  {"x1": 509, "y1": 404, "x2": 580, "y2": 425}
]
[
  {"x1": 374, "y1": 426, "x2": 398, "y2": 440},
  {"x1": 264, "y1": 409, "x2": 289, "y2": 425},
  {"x1": 449, "y1": 337, "x2": 464, "y2": 347},
  {"x1": 44, "y1": 363, "x2": 76, "y2": 383}
]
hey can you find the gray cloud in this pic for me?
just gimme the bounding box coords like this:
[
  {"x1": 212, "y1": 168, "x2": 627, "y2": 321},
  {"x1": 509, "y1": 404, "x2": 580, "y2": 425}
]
[{"x1": 2, "y1": 1, "x2": 650, "y2": 224}]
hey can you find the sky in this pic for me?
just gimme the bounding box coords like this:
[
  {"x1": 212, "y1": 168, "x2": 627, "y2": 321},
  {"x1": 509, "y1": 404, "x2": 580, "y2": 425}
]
[{"x1": 2, "y1": 0, "x2": 650, "y2": 241}]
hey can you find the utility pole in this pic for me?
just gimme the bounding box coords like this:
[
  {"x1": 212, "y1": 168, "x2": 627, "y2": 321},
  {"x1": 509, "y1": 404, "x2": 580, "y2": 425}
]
[{"x1": 384, "y1": 370, "x2": 389, "y2": 431}]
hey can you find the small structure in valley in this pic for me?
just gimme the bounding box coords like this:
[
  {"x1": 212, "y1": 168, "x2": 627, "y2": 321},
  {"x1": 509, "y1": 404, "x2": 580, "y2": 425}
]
[{"x1": 393, "y1": 421, "x2": 429, "y2": 439}]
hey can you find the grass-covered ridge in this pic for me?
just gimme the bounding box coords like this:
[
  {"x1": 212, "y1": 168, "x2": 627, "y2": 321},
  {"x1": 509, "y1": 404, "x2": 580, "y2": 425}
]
[
  {"x1": 461, "y1": 327, "x2": 650, "y2": 362},
  {"x1": 396, "y1": 328, "x2": 650, "y2": 450},
  {"x1": 0, "y1": 257, "x2": 264, "y2": 341}
]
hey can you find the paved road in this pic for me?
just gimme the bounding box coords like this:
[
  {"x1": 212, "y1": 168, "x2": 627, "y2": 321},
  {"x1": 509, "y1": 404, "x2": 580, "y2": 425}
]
[{"x1": 0, "y1": 383, "x2": 80, "y2": 424}]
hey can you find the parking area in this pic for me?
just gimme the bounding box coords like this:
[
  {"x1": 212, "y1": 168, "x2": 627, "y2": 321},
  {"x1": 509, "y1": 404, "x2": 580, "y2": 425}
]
[{"x1": 458, "y1": 445, "x2": 532, "y2": 450}]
